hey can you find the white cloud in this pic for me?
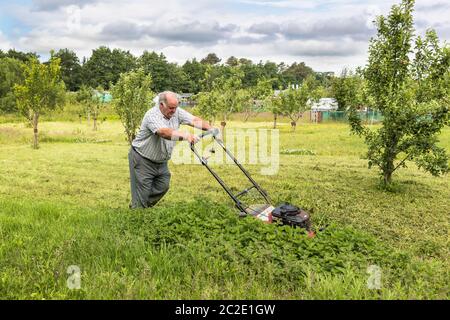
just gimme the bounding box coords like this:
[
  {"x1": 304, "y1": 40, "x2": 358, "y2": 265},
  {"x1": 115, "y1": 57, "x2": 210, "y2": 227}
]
[
  {"x1": 0, "y1": 31, "x2": 13, "y2": 51},
  {"x1": 1, "y1": 0, "x2": 449, "y2": 72}
]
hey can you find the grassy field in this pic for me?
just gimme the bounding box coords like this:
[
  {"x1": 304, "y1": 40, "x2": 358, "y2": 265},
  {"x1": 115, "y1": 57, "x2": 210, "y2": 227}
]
[{"x1": 0, "y1": 117, "x2": 449, "y2": 299}]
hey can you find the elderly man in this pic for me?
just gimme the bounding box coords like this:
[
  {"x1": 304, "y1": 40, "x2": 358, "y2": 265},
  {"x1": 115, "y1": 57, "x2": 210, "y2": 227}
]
[{"x1": 129, "y1": 91, "x2": 215, "y2": 209}]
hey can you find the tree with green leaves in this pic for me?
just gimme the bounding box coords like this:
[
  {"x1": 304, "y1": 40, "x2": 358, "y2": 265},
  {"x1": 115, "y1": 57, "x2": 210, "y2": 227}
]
[
  {"x1": 213, "y1": 68, "x2": 245, "y2": 130},
  {"x1": 195, "y1": 67, "x2": 246, "y2": 129},
  {"x1": 91, "y1": 86, "x2": 107, "y2": 131},
  {"x1": 280, "y1": 62, "x2": 314, "y2": 88},
  {"x1": 226, "y1": 56, "x2": 239, "y2": 67},
  {"x1": 111, "y1": 68, "x2": 154, "y2": 144},
  {"x1": 82, "y1": 46, "x2": 136, "y2": 89},
  {"x1": 281, "y1": 75, "x2": 322, "y2": 130},
  {"x1": 331, "y1": 68, "x2": 366, "y2": 111},
  {"x1": 0, "y1": 57, "x2": 24, "y2": 114},
  {"x1": 348, "y1": 0, "x2": 450, "y2": 186},
  {"x1": 76, "y1": 85, "x2": 107, "y2": 130},
  {"x1": 240, "y1": 62, "x2": 264, "y2": 88},
  {"x1": 53, "y1": 48, "x2": 83, "y2": 91},
  {"x1": 182, "y1": 58, "x2": 206, "y2": 93},
  {"x1": 266, "y1": 92, "x2": 283, "y2": 129},
  {"x1": 14, "y1": 57, "x2": 65, "y2": 149},
  {"x1": 243, "y1": 78, "x2": 273, "y2": 122},
  {"x1": 76, "y1": 85, "x2": 94, "y2": 124},
  {"x1": 138, "y1": 51, "x2": 186, "y2": 93},
  {"x1": 260, "y1": 61, "x2": 282, "y2": 89},
  {"x1": 201, "y1": 65, "x2": 223, "y2": 92},
  {"x1": 5, "y1": 49, "x2": 39, "y2": 63},
  {"x1": 236, "y1": 88, "x2": 253, "y2": 122},
  {"x1": 194, "y1": 90, "x2": 221, "y2": 124},
  {"x1": 200, "y1": 53, "x2": 221, "y2": 65}
]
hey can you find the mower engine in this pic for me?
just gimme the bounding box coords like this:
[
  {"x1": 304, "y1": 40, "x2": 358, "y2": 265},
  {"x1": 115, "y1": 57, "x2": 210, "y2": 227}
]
[
  {"x1": 271, "y1": 204, "x2": 312, "y2": 230},
  {"x1": 247, "y1": 203, "x2": 315, "y2": 237}
]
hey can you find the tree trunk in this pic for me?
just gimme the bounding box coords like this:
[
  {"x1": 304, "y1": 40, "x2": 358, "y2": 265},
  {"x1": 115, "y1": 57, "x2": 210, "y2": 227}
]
[
  {"x1": 383, "y1": 171, "x2": 393, "y2": 186},
  {"x1": 87, "y1": 111, "x2": 91, "y2": 125},
  {"x1": 93, "y1": 116, "x2": 97, "y2": 131},
  {"x1": 291, "y1": 121, "x2": 297, "y2": 131},
  {"x1": 26, "y1": 109, "x2": 34, "y2": 128},
  {"x1": 273, "y1": 114, "x2": 278, "y2": 129},
  {"x1": 32, "y1": 111, "x2": 39, "y2": 149},
  {"x1": 220, "y1": 121, "x2": 226, "y2": 132},
  {"x1": 382, "y1": 152, "x2": 395, "y2": 186}
]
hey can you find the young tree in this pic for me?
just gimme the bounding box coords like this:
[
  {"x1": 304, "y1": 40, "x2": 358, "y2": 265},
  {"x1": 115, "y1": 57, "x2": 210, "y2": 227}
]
[
  {"x1": 243, "y1": 78, "x2": 273, "y2": 122},
  {"x1": 195, "y1": 68, "x2": 246, "y2": 128},
  {"x1": 281, "y1": 76, "x2": 322, "y2": 130},
  {"x1": 76, "y1": 85, "x2": 106, "y2": 130},
  {"x1": 348, "y1": 0, "x2": 450, "y2": 186},
  {"x1": 266, "y1": 93, "x2": 283, "y2": 129},
  {"x1": 14, "y1": 57, "x2": 65, "y2": 149},
  {"x1": 237, "y1": 88, "x2": 254, "y2": 122},
  {"x1": 111, "y1": 68, "x2": 154, "y2": 144},
  {"x1": 200, "y1": 64, "x2": 234, "y2": 92},
  {"x1": 76, "y1": 85, "x2": 95, "y2": 124},
  {"x1": 194, "y1": 90, "x2": 221, "y2": 125},
  {"x1": 91, "y1": 86, "x2": 107, "y2": 131},
  {"x1": 213, "y1": 68, "x2": 245, "y2": 130}
]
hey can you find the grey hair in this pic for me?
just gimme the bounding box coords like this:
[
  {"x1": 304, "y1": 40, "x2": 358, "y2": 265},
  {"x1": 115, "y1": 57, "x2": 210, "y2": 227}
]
[{"x1": 158, "y1": 91, "x2": 179, "y2": 106}]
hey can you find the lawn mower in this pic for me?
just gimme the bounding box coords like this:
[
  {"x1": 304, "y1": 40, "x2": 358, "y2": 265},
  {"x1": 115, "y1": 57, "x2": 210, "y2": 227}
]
[{"x1": 191, "y1": 128, "x2": 315, "y2": 237}]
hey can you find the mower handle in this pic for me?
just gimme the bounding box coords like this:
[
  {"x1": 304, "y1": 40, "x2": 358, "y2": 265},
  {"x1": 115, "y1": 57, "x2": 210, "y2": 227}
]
[
  {"x1": 199, "y1": 127, "x2": 220, "y2": 139},
  {"x1": 190, "y1": 128, "x2": 220, "y2": 145}
]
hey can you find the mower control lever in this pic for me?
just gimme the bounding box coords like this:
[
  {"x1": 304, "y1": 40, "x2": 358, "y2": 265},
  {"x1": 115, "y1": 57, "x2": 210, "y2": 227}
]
[
  {"x1": 199, "y1": 127, "x2": 220, "y2": 139},
  {"x1": 190, "y1": 128, "x2": 220, "y2": 147}
]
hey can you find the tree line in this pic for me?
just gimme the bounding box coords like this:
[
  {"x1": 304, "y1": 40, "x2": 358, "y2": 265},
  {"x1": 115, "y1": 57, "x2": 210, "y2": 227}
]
[
  {"x1": 1, "y1": 46, "x2": 364, "y2": 122},
  {"x1": 0, "y1": 47, "x2": 324, "y2": 104}
]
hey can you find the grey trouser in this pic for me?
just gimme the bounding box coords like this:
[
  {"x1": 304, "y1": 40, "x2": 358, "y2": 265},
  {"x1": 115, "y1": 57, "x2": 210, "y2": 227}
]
[{"x1": 128, "y1": 147, "x2": 171, "y2": 209}]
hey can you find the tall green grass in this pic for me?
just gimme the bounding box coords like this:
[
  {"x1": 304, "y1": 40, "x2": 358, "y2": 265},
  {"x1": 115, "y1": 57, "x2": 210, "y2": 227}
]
[
  {"x1": 0, "y1": 119, "x2": 449, "y2": 299},
  {"x1": 1, "y1": 198, "x2": 446, "y2": 299}
]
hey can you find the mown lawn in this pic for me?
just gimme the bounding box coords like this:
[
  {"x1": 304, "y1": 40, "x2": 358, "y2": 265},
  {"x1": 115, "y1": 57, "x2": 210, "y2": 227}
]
[{"x1": 0, "y1": 119, "x2": 449, "y2": 299}]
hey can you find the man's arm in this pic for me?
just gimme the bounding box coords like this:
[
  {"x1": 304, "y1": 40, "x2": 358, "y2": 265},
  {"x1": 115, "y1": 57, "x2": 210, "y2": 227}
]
[
  {"x1": 190, "y1": 116, "x2": 213, "y2": 131},
  {"x1": 154, "y1": 110, "x2": 218, "y2": 143},
  {"x1": 156, "y1": 128, "x2": 199, "y2": 144},
  {"x1": 177, "y1": 107, "x2": 211, "y2": 131}
]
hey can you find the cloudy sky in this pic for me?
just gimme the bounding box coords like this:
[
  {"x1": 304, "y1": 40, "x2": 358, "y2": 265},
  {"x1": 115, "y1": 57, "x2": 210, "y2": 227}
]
[{"x1": 0, "y1": 0, "x2": 449, "y2": 72}]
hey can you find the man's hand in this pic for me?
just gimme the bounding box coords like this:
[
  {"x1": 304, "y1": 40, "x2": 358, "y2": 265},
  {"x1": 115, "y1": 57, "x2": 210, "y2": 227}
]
[
  {"x1": 186, "y1": 133, "x2": 199, "y2": 144},
  {"x1": 208, "y1": 127, "x2": 220, "y2": 137}
]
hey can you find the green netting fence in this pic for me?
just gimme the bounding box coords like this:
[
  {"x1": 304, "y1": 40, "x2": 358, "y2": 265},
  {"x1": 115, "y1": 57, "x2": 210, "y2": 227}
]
[{"x1": 318, "y1": 111, "x2": 383, "y2": 123}]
